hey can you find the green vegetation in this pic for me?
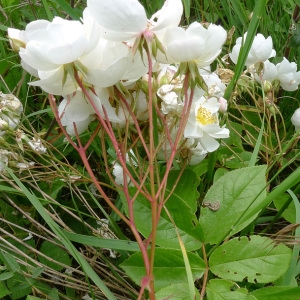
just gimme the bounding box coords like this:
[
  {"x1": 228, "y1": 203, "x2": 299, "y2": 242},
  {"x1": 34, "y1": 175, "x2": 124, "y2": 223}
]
[{"x1": 0, "y1": 0, "x2": 300, "y2": 299}]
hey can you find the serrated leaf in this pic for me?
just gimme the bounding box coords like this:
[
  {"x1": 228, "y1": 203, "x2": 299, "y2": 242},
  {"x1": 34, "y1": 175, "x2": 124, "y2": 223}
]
[
  {"x1": 122, "y1": 170, "x2": 202, "y2": 250},
  {"x1": 121, "y1": 249, "x2": 205, "y2": 291},
  {"x1": 156, "y1": 283, "x2": 200, "y2": 300},
  {"x1": 38, "y1": 241, "x2": 71, "y2": 271},
  {"x1": 206, "y1": 279, "x2": 256, "y2": 300},
  {"x1": 199, "y1": 165, "x2": 267, "y2": 244},
  {"x1": 209, "y1": 236, "x2": 292, "y2": 283},
  {"x1": 48, "y1": 288, "x2": 60, "y2": 300},
  {"x1": 250, "y1": 286, "x2": 300, "y2": 300},
  {"x1": 0, "y1": 281, "x2": 10, "y2": 298},
  {"x1": 0, "y1": 250, "x2": 20, "y2": 272},
  {"x1": 7, "y1": 273, "x2": 34, "y2": 299}
]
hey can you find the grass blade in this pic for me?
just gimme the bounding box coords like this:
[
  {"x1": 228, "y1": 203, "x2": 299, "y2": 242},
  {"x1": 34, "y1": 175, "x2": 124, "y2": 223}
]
[{"x1": 5, "y1": 167, "x2": 117, "y2": 300}]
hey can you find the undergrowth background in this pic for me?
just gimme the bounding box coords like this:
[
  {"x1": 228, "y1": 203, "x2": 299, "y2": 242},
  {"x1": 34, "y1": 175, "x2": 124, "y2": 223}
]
[{"x1": 0, "y1": 0, "x2": 300, "y2": 299}]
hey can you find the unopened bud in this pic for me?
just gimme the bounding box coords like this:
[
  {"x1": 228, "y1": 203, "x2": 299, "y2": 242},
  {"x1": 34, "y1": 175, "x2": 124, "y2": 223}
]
[
  {"x1": 218, "y1": 97, "x2": 228, "y2": 113},
  {"x1": 7, "y1": 28, "x2": 26, "y2": 52},
  {"x1": 263, "y1": 80, "x2": 272, "y2": 92}
]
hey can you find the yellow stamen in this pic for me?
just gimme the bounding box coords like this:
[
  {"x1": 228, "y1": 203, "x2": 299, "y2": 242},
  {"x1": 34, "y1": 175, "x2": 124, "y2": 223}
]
[{"x1": 196, "y1": 107, "x2": 217, "y2": 125}]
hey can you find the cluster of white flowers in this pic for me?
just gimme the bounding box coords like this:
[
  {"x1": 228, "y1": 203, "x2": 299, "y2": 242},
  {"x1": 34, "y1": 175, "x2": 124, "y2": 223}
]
[
  {"x1": 230, "y1": 32, "x2": 300, "y2": 92},
  {"x1": 230, "y1": 32, "x2": 300, "y2": 133},
  {"x1": 0, "y1": 149, "x2": 35, "y2": 173},
  {"x1": 8, "y1": 0, "x2": 230, "y2": 170}
]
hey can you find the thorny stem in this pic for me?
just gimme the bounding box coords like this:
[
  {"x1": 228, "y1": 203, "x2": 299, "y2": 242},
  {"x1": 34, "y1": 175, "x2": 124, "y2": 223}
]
[
  {"x1": 144, "y1": 43, "x2": 157, "y2": 299},
  {"x1": 50, "y1": 56, "x2": 194, "y2": 299},
  {"x1": 116, "y1": 90, "x2": 150, "y2": 159},
  {"x1": 48, "y1": 93, "x2": 151, "y2": 283},
  {"x1": 73, "y1": 71, "x2": 138, "y2": 189}
]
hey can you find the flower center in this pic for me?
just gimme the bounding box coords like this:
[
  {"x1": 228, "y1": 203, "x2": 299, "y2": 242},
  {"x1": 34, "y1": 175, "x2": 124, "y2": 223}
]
[{"x1": 196, "y1": 107, "x2": 217, "y2": 125}]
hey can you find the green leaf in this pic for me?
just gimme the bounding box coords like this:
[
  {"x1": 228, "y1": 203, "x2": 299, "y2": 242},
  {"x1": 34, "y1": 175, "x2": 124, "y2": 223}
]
[
  {"x1": 273, "y1": 193, "x2": 295, "y2": 223},
  {"x1": 199, "y1": 165, "x2": 267, "y2": 245},
  {"x1": 7, "y1": 273, "x2": 34, "y2": 299},
  {"x1": 206, "y1": 279, "x2": 255, "y2": 300},
  {"x1": 155, "y1": 283, "x2": 200, "y2": 300},
  {"x1": 122, "y1": 170, "x2": 202, "y2": 250},
  {"x1": 51, "y1": 0, "x2": 81, "y2": 20},
  {"x1": 62, "y1": 231, "x2": 139, "y2": 251},
  {"x1": 0, "y1": 250, "x2": 20, "y2": 272},
  {"x1": 186, "y1": 159, "x2": 208, "y2": 177},
  {"x1": 38, "y1": 241, "x2": 71, "y2": 271},
  {"x1": 209, "y1": 236, "x2": 292, "y2": 283},
  {"x1": 0, "y1": 281, "x2": 10, "y2": 298},
  {"x1": 26, "y1": 296, "x2": 44, "y2": 300},
  {"x1": 30, "y1": 267, "x2": 45, "y2": 279},
  {"x1": 225, "y1": 121, "x2": 244, "y2": 151},
  {"x1": 250, "y1": 286, "x2": 300, "y2": 300},
  {"x1": 0, "y1": 271, "x2": 14, "y2": 281},
  {"x1": 48, "y1": 288, "x2": 60, "y2": 300},
  {"x1": 121, "y1": 249, "x2": 205, "y2": 292}
]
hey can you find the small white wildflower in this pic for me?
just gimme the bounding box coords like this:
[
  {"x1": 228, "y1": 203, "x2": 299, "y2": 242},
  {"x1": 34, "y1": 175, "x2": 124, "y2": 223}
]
[
  {"x1": 96, "y1": 219, "x2": 116, "y2": 239},
  {"x1": 60, "y1": 175, "x2": 81, "y2": 183},
  {"x1": 82, "y1": 294, "x2": 92, "y2": 300},
  {"x1": 23, "y1": 233, "x2": 33, "y2": 241},
  {"x1": 27, "y1": 138, "x2": 47, "y2": 154},
  {"x1": 0, "y1": 92, "x2": 23, "y2": 135},
  {"x1": 17, "y1": 161, "x2": 35, "y2": 174},
  {"x1": 103, "y1": 248, "x2": 118, "y2": 258},
  {"x1": 16, "y1": 161, "x2": 35, "y2": 169},
  {"x1": 89, "y1": 183, "x2": 98, "y2": 195},
  {"x1": 0, "y1": 150, "x2": 16, "y2": 172},
  {"x1": 65, "y1": 268, "x2": 73, "y2": 275}
]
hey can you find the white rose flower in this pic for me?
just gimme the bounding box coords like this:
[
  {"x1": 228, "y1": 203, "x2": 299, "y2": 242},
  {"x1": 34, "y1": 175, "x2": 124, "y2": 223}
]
[
  {"x1": 189, "y1": 142, "x2": 208, "y2": 165},
  {"x1": 254, "y1": 60, "x2": 278, "y2": 83},
  {"x1": 112, "y1": 151, "x2": 137, "y2": 186},
  {"x1": 19, "y1": 17, "x2": 100, "y2": 72},
  {"x1": 230, "y1": 33, "x2": 276, "y2": 66},
  {"x1": 162, "y1": 22, "x2": 227, "y2": 66},
  {"x1": 276, "y1": 58, "x2": 300, "y2": 91},
  {"x1": 184, "y1": 96, "x2": 229, "y2": 152},
  {"x1": 200, "y1": 69, "x2": 226, "y2": 98},
  {"x1": 291, "y1": 108, "x2": 300, "y2": 131},
  {"x1": 58, "y1": 89, "x2": 120, "y2": 136},
  {"x1": 86, "y1": 0, "x2": 183, "y2": 42},
  {"x1": 80, "y1": 39, "x2": 129, "y2": 88},
  {"x1": 157, "y1": 84, "x2": 182, "y2": 115},
  {"x1": 255, "y1": 58, "x2": 300, "y2": 92}
]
